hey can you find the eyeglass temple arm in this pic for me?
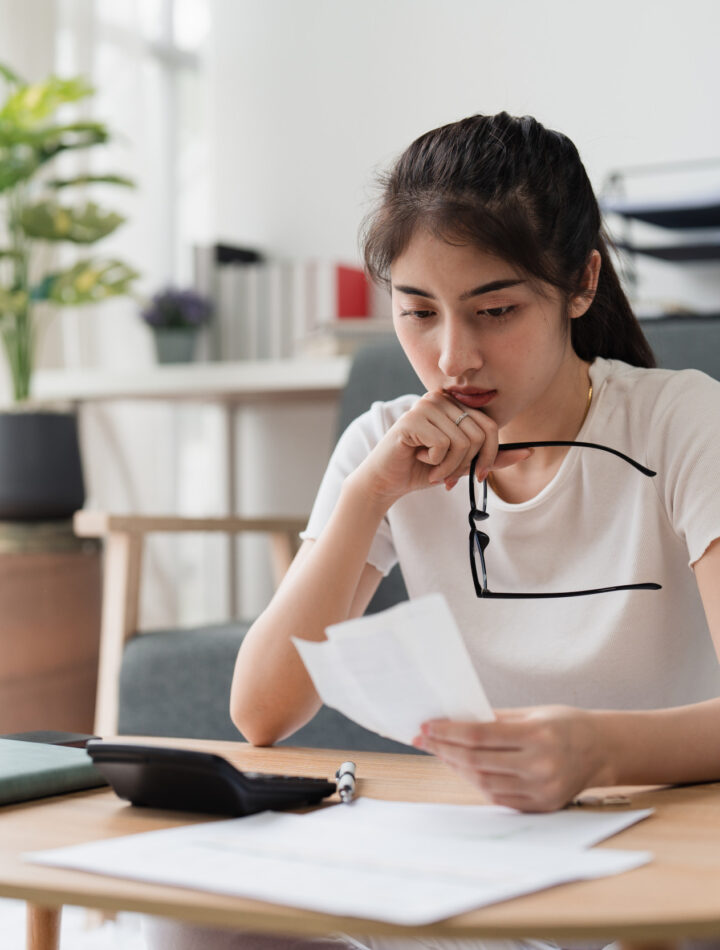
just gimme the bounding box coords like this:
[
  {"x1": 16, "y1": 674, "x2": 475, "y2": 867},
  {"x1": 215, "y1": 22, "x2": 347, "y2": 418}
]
[
  {"x1": 477, "y1": 583, "x2": 662, "y2": 598},
  {"x1": 497, "y1": 441, "x2": 656, "y2": 477}
]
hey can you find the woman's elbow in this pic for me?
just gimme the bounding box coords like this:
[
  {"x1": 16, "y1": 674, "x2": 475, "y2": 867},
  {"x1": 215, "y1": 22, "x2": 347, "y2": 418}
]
[
  {"x1": 230, "y1": 688, "x2": 321, "y2": 748},
  {"x1": 229, "y1": 695, "x2": 282, "y2": 747}
]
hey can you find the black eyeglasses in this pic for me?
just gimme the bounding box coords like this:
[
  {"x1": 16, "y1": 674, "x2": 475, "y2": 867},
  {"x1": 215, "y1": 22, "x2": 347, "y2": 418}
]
[{"x1": 468, "y1": 440, "x2": 662, "y2": 599}]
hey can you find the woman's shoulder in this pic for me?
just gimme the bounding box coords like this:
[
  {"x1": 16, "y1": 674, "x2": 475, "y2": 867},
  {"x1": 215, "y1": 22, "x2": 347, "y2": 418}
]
[
  {"x1": 590, "y1": 357, "x2": 720, "y2": 467},
  {"x1": 591, "y1": 356, "x2": 720, "y2": 408}
]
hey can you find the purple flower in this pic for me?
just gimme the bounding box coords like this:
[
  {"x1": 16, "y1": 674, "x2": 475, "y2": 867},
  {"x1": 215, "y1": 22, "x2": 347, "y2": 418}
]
[{"x1": 141, "y1": 287, "x2": 213, "y2": 328}]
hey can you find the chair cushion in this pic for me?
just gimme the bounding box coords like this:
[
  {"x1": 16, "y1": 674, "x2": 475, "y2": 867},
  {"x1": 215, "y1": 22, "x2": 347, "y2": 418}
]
[
  {"x1": 118, "y1": 622, "x2": 419, "y2": 753},
  {"x1": 640, "y1": 316, "x2": 720, "y2": 380},
  {"x1": 119, "y1": 623, "x2": 247, "y2": 740}
]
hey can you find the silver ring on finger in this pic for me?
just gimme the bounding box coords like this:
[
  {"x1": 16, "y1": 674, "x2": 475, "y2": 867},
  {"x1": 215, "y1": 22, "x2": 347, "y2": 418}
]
[{"x1": 454, "y1": 411, "x2": 470, "y2": 426}]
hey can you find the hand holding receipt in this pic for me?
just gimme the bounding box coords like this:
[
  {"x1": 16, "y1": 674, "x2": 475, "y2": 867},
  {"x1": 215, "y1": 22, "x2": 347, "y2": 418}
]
[{"x1": 293, "y1": 593, "x2": 494, "y2": 747}]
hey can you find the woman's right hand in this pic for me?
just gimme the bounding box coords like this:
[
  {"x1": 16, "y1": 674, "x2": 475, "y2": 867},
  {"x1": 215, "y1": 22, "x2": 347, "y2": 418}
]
[{"x1": 350, "y1": 389, "x2": 532, "y2": 506}]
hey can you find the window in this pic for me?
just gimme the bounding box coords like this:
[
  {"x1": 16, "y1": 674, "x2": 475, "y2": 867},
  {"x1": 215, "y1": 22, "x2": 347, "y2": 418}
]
[{"x1": 56, "y1": 0, "x2": 211, "y2": 299}]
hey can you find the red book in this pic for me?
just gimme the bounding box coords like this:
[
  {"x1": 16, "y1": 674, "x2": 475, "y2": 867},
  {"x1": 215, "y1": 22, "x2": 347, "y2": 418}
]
[{"x1": 336, "y1": 264, "x2": 369, "y2": 319}]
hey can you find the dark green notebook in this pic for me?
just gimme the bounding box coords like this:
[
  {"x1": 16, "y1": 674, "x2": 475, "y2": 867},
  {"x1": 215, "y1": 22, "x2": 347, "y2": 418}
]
[{"x1": 0, "y1": 738, "x2": 108, "y2": 806}]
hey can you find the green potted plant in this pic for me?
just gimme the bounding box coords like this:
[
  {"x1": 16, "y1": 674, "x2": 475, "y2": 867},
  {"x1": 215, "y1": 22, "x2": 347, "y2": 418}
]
[
  {"x1": 141, "y1": 287, "x2": 212, "y2": 363},
  {"x1": 0, "y1": 61, "x2": 138, "y2": 519}
]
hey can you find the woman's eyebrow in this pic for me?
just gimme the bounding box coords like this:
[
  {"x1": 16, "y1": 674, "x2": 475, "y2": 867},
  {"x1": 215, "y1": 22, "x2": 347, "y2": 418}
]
[{"x1": 393, "y1": 279, "x2": 526, "y2": 300}]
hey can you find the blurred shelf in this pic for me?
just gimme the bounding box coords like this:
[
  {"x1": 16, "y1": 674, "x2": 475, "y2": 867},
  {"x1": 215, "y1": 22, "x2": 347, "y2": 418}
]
[
  {"x1": 298, "y1": 318, "x2": 395, "y2": 356},
  {"x1": 601, "y1": 162, "x2": 720, "y2": 269},
  {"x1": 617, "y1": 242, "x2": 720, "y2": 262},
  {"x1": 602, "y1": 192, "x2": 720, "y2": 229},
  {"x1": 30, "y1": 356, "x2": 351, "y2": 406}
]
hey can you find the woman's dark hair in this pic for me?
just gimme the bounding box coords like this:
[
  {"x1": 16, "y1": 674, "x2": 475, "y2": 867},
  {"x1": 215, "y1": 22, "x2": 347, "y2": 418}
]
[{"x1": 361, "y1": 112, "x2": 655, "y2": 368}]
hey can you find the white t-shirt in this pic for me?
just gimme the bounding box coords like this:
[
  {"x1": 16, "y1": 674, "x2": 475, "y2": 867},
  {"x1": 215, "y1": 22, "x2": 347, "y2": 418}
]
[{"x1": 301, "y1": 358, "x2": 720, "y2": 712}]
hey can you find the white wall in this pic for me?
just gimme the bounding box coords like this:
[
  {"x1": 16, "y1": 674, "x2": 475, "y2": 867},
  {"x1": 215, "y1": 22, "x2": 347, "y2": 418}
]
[
  {"x1": 209, "y1": 0, "x2": 720, "y2": 311},
  {"x1": 0, "y1": 0, "x2": 55, "y2": 78}
]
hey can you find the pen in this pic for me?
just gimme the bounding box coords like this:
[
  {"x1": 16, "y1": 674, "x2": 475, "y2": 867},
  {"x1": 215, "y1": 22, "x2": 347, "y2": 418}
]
[
  {"x1": 335, "y1": 761, "x2": 356, "y2": 804},
  {"x1": 569, "y1": 794, "x2": 631, "y2": 807}
]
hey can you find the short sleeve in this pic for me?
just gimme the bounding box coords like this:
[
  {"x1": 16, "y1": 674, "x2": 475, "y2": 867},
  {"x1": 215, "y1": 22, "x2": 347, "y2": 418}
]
[
  {"x1": 650, "y1": 369, "x2": 720, "y2": 566},
  {"x1": 299, "y1": 396, "x2": 419, "y2": 576}
]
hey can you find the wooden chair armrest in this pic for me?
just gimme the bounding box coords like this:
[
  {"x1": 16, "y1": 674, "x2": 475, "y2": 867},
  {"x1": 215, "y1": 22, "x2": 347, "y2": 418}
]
[{"x1": 75, "y1": 510, "x2": 308, "y2": 737}]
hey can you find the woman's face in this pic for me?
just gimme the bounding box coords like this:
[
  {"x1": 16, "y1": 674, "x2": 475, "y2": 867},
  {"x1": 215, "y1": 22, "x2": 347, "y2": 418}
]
[{"x1": 390, "y1": 229, "x2": 589, "y2": 432}]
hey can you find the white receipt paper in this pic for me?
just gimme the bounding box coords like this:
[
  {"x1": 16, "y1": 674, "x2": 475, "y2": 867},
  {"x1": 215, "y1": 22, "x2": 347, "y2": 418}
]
[{"x1": 292, "y1": 592, "x2": 494, "y2": 745}]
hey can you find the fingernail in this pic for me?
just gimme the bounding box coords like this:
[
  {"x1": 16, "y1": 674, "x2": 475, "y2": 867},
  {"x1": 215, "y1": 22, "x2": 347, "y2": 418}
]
[{"x1": 477, "y1": 468, "x2": 488, "y2": 482}]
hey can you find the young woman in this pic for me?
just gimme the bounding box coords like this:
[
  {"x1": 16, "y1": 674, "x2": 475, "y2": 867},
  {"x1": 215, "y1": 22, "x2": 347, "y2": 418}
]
[{"x1": 148, "y1": 112, "x2": 720, "y2": 949}]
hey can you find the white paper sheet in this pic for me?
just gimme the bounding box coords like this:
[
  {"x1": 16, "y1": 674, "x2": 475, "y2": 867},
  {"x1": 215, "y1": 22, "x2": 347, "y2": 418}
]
[
  {"x1": 26, "y1": 803, "x2": 652, "y2": 925},
  {"x1": 293, "y1": 593, "x2": 494, "y2": 746},
  {"x1": 303, "y1": 797, "x2": 655, "y2": 850}
]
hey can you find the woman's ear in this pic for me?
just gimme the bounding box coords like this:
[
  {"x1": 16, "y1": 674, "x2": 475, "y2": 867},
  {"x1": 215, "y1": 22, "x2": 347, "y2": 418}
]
[{"x1": 569, "y1": 249, "x2": 602, "y2": 320}]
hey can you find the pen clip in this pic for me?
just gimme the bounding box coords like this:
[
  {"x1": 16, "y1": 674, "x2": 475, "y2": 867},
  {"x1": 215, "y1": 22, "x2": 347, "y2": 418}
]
[{"x1": 335, "y1": 761, "x2": 357, "y2": 804}]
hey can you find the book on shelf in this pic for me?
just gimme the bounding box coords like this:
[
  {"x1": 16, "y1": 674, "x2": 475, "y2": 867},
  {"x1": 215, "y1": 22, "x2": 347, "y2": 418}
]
[
  {"x1": 306, "y1": 260, "x2": 370, "y2": 325},
  {"x1": 193, "y1": 248, "x2": 376, "y2": 361},
  {"x1": 265, "y1": 259, "x2": 295, "y2": 359}
]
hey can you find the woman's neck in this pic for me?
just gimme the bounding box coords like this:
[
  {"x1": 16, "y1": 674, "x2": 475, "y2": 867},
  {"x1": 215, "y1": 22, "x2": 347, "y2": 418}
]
[
  {"x1": 500, "y1": 356, "x2": 592, "y2": 445},
  {"x1": 491, "y1": 356, "x2": 593, "y2": 502}
]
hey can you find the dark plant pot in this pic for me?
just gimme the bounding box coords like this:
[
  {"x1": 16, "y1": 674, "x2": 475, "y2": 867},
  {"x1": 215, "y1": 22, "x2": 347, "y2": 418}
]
[
  {"x1": 0, "y1": 411, "x2": 85, "y2": 520},
  {"x1": 153, "y1": 327, "x2": 198, "y2": 363}
]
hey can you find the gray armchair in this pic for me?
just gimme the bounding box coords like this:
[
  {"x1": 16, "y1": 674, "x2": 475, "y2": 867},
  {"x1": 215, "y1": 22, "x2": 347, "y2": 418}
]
[{"x1": 75, "y1": 317, "x2": 720, "y2": 749}]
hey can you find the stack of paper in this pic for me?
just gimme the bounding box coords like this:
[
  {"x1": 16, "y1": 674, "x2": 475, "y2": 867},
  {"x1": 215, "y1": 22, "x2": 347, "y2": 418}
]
[
  {"x1": 26, "y1": 798, "x2": 653, "y2": 925},
  {"x1": 293, "y1": 593, "x2": 494, "y2": 746}
]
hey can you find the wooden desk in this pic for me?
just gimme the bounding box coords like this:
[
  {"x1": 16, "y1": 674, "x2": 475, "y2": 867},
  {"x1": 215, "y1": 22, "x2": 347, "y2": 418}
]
[{"x1": 2, "y1": 738, "x2": 720, "y2": 950}]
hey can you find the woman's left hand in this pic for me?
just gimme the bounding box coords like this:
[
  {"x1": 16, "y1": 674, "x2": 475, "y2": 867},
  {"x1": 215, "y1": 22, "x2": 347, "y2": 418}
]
[{"x1": 413, "y1": 706, "x2": 612, "y2": 813}]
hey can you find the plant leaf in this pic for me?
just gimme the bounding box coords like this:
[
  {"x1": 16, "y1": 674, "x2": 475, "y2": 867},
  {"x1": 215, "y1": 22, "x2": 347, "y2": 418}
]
[
  {"x1": 0, "y1": 62, "x2": 24, "y2": 86},
  {"x1": 0, "y1": 75, "x2": 94, "y2": 127},
  {"x1": 0, "y1": 152, "x2": 40, "y2": 191},
  {"x1": 48, "y1": 259, "x2": 139, "y2": 305},
  {"x1": 19, "y1": 200, "x2": 125, "y2": 244},
  {"x1": 29, "y1": 275, "x2": 55, "y2": 301},
  {"x1": 0, "y1": 284, "x2": 28, "y2": 315},
  {"x1": 45, "y1": 173, "x2": 136, "y2": 190},
  {"x1": 0, "y1": 119, "x2": 108, "y2": 148}
]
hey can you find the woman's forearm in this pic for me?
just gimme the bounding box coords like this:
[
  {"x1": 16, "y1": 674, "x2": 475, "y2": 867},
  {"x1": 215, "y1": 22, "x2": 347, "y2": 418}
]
[
  {"x1": 230, "y1": 472, "x2": 391, "y2": 746},
  {"x1": 595, "y1": 698, "x2": 720, "y2": 787}
]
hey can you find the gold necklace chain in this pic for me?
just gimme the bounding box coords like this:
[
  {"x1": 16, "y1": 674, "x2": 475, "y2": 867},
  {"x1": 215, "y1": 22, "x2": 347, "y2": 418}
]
[
  {"x1": 579, "y1": 381, "x2": 593, "y2": 429},
  {"x1": 487, "y1": 381, "x2": 593, "y2": 493}
]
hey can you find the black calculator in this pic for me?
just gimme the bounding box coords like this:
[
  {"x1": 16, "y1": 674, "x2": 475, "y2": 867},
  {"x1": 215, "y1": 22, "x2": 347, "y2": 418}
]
[{"x1": 86, "y1": 741, "x2": 336, "y2": 817}]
